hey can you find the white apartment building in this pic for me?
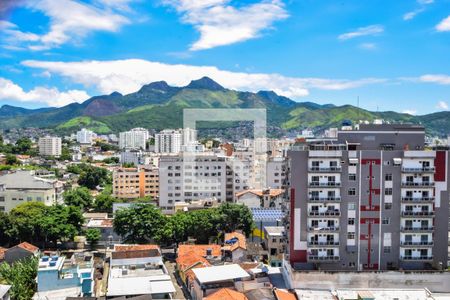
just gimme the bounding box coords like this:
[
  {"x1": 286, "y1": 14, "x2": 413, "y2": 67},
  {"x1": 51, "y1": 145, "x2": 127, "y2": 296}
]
[
  {"x1": 76, "y1": 128, "x2": 96, "y2": 145},
  {"x1": 158, "y1": 153, "x2": 226, "y2": 214},
  {"x1": 154, "y1": 128, "x2": 198, "y2": 154},
  {"x1": 119, "y1": 128, "x2": 149, "y2": 150},
  {"x1": 38, "y1": 136, "x2": 62, "y2": 157},
  {"x1": 267, "y1": 156, "x2": 288, "y2": 189},
  {"x1": 0, "y1": 171, "x2": 63, "y2": 212}
]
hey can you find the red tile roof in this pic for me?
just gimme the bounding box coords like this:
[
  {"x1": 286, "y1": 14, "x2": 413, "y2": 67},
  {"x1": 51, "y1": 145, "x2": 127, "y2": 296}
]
[
  {"x1": 236, "y1": 189, "x2": 285, "y2": 198},
  {"x1": 176, "y1": 252, "x2": 211, "y2": 272},
  {"x1": 205, "y1": 288, "x2": 248, "y2": 300},
  {"x1": 16, "y1": 242, "x2": 39, "y2": 253},
  {"x1": 114, "y1": 244, "x2": 160, "y2": 252},
  {"x1": 178, "y1": 244, "x2": 221, "y2": 258},
  {"x1": 224, "y1": 232, "x2": 247, "y2": 251},
  {"x1": 0, "y1": 247, "x2": 6, "y2": 260},
  {"x1": 274, "y1": 289, "x2": 297, "y2": 300},
  {"x1": 112, "y1": 244, "x2": 161, "y2": 259}
]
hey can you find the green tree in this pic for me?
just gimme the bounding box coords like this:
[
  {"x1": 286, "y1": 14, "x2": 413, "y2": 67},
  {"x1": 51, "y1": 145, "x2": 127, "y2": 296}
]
[
  {"x1": 0, "y1": 256, "x2": 38, "y2": 300},
  {"x1": 41, "y1": 205, "x2": 84, "y2": 246},
  {"x1": 0, "y1": 211, "x2": 12, "y2": 246},
  {"x1": 94, "y1": 193, "x2": 116, "y2": 213},
  {"x1": 8, "y1": 202, "x2": 47, "y2": 245},
  {"x1": 58, "y1": 146, "x2": 72, "y2": 161},
  {"x1": 13, "y1": 137, "x2": 32, "y2": 154},
  {"x1": 122, "y1": 162, "x2": 135, "y2": 168},
  {"x1": 217, "y1": 203, "x2": 254, "y2": 236},
  {"x1": 102, "y1": 157, "x2": 119, "y2": 164},
  {"x1": 78, "y1": 164, "x2": 111, "y2": 189},
  {"x1": 63, "y1": 187, "x2": 93, "y2": 210},
  {"x1": 85, "y1": 228, "x2": 101, "y2": 249},
  {"x1": 113, "y1": 204, "x2": 167, "y2": 243},
  {"x1": 5, "y1": 154, "x2": 18, "y2": 165}
]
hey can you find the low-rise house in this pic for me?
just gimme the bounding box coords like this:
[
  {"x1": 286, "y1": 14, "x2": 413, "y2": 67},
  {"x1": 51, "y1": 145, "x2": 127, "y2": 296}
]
[
  {"x1": 273, "y1": 289, "x2": 297, "y2": 300},
  {"x1": 35, "y1": 253, "x2": 94, "y2": 297},
  {"x1": 107, "y1": 244, "x2": 175, "y2": 299},
  {"x1": 0, "y1": 285, "x2": 11, "y2": 300},
  {"x1": 0, "y1": 170, "x2": 63, "y2": 212},
  {"x1": 263, "y1": 226, "x2": 285, "y2": 267},
  {"x1": 223, "y1": 232, "x2": 247, "y2": 263},
  {"x1": 236, "y1": 189, "x2": 285, "y2": 208},
  {"x1": 191, "y1": 264, "x2": 250, "y2": 299},
  {"x1": 4, "y1": 242, "x2": 40, "y2": 264},
  {"x1": 83, "y1": 213, "x2": 121, "y2": 246},
  {"x1": 204, "y1": 288, "x2": 248, "y2": 300}
]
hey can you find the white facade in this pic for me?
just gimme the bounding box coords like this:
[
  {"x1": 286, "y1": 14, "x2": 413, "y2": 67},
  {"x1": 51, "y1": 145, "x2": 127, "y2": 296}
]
[
  {"x1": 76, "y1": 128, "x2": 96, "y2": 145},
  {"x1": 155, "y1": 129, "x2": 182, "y2": 154},
  {"x1": 119, "y1": 128, "x2": 149, "y2": 150},
  {"x1": 38, "y1": 136, "x2": 62, "y2": 157}
]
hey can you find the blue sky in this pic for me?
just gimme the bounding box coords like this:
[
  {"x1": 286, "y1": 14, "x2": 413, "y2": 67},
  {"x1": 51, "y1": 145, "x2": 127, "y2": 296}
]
[{"x1": 0, "y1": 0, "x2": 449, "y2": 114}]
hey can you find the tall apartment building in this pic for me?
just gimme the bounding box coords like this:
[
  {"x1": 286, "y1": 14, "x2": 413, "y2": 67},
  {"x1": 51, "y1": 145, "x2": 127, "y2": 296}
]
[
  {"x1": 38, "y1": 136, "x2": 62, "y2": 157},
  {"x1": 158, "y1": 154, "x2": 226, "y2": 214},
  {"x1": 288, "y1": 124, "x2": 449, "y2": 271},
  {"x1": 119, "y1": 128, "x2": 149, "y2": 150},
  {"x1": 76, "y1": 128, "x2": 96, "y2": 145},
  {"x1": 154, "y1": 128, "x2": 198, "y2": 154},
  {"x1": 267, "y1": 156, "x2": 288, "y2": 190},
  {"x1": 0, "y1": 171, "x2": 63, "y2": 212},
  {"x1": 112, "y1": 166, "x2": 159, "y2": 200}
]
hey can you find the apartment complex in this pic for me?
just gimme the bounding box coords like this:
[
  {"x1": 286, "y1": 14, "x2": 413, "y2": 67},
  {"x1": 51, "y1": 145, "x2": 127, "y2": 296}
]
[
  {"x1": 38, "y1": 136, "x2": 62, "y2": 157},
  {"x1": 112, "y1": 166, "x2": 159, "y2": 200},
  {"x1": 0, "y1": 171, "x2": 63, "y2": 212},
  {"x1": 154, "y1": 128, "x2": 198, "y2": 153},
  {"x1": 76, "y1": 128, "x2": 96, "y2": 145},
  {"x1": 287, "y1": 124, "x2": 449, "y2": 271},
  {"x1": 118, "y1": 127, "x2": 149, "y2": 150}
]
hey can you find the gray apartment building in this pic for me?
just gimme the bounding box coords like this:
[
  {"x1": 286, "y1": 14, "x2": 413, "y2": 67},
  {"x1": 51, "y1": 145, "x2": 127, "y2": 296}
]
[{"x1": 287, "y1": 124, "x2": 449, "y2": 271}]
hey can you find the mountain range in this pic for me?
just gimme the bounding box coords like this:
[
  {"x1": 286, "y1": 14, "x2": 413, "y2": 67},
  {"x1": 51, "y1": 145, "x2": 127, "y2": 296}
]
[{"x1": 0, "y1": 77, "x2": 449, "y2": 137}]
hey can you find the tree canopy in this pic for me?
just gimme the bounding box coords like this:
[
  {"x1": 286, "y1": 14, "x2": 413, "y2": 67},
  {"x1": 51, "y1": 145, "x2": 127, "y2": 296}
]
[
  {"x1": 0, "y1": 256, "x2": 38, "y2": 300},
  {"x1": 63, "y1": 187, "x2": 93, "y2": 210}
]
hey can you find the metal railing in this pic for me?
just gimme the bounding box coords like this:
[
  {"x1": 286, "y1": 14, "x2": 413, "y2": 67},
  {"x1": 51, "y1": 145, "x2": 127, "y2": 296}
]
[
  {"x1": 400, "y1": 256, "x2": 433, "y2": 261},
  {"x1": 308, "y1": 182, "x2": 341, "y2": 187},
  {"x1": 401, "y1": 197, "x2": 434, "y2": 202},
  {"x1": 308, "y1": 196, "x2": 341, "y2": 202},
  {"x1": 401, "y1": 182, "x2": 435, "y2": 187},
  {"x1": 308, "y1": 226, "x2": 340, "y2": 232},
  {"x1": 402, "y1": 167, "x2": 435, "y2": 173},
  {"x1": 307, "y1": 255, "x2": 340, "y2": 261},
  {"x1": 308, "y1": 210, "x2": 341, "y2": 217},
  {"x1": 401, "y1": 226, "x2": 434, "y2": 232},
  {"x1": 308, "y1": 241, "x2": 340, "y2": 246},
  {"x1": 308, "y1": 167, "x2": 342, "y2": 172},
  {"x1": 400, "y1": 241, "x2": 433, "y2": 246},
  {"x1": 402, "y1": 211, "x2": 434, "y2": 217}
]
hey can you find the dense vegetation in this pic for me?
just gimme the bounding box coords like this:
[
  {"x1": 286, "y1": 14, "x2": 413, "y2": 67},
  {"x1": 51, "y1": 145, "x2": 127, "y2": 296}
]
[
  {"x1": 0, "y1": 256, "x2": 38, "y2": 300},
  {"x1": 113, "y1": 202, "x2": 254, "y2": 245},
  {"x1": 67, "y1": 163, "x2": 111, "y2": 189}
]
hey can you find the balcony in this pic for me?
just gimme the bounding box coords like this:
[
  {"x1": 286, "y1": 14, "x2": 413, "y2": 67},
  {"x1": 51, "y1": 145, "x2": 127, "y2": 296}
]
[
  {"x1": 308, "y1": 241, "x2": 340, "y2": 246},
  {"x1": 402, "y1": 167, "x2": 435, "y2": 173},
  {"x1": 308, "y1": 196, "x2": 341, "y2": 202},
  {"x1": 308, "y1": 210, "x2": 341, "y2": 217},
  {"x1": 307, "y1": 226, "x2": 339, "y2": 232},
  {"x1": 308, "y1": 181, "x2": 341, "y2": 188},
  {"x1": 400, "y1": 241, "x2": 433, "y2": 246},
  {"x1": 401, "y1": 211, "x2": 434, "y2": 217},
  {"x1": 400, "y1": 256, "x2": 433, "y2": 261},
  {"x1": 401, "y1": 197, "x2": 434, "y2": 203},
  {"x1": 308, "y1": 166, "x2": 342, "y2": 173},
  {"x1": 401, "y1": 226, "x2": 434, "y2": 232},
  {"x1": 307, "y1": 255, "x2": 340, "y2": 261},
  {"x1": 401, "y1": 182, "x2": 435, "y2": 187}
]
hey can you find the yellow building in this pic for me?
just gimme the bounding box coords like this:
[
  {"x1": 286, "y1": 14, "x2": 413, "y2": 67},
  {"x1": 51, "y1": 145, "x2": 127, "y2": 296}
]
[{"x1": 112, "y1": 166, "x2": 159, "y2": 200}]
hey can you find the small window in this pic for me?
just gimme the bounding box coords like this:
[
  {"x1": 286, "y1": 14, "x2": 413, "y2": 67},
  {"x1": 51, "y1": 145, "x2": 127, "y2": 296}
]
[
  {"x1": 385, "y1": 188, "x2": 393, "y2": 195},
  {"x1": 385, "y1": 174, "x2": 392, "y2": 181},
  {"x1": 348, "y1": 174, "x2": 356, "y2": 181},
  {"x1": 348, "y1": 218, "x2": 355, "y2": 225},
  {"x1": 382, "y1": 217, "x2": 390, "y2": 225},
  {"x1": 384, "y1": 246, "x2": 391, "y2": 253},
  {"x1": 348, "y1": 203, "x2": 356, "y2": 210},
  {"x1": 384, "y1": 203, "x2": 392, "y2": 210},
  {"x1": 348, "y1": 188, "x2": 356, "y2": 196}
]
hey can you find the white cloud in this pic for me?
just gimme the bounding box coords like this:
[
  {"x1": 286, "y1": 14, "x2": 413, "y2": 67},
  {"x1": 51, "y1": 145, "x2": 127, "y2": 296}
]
[
  {"x1": 417, "y1": 0, "x2": 433, "y2": 4},
  {"x1": 359, "y1": 43, "x2": 377, "y2": 50},
  {"x1": 419, "y1": 74, "x2": 450, "y2": 85},
  {"x1": 1, "y1": 0, "x2": 130, "y2": 50},
  {"x1": 436, "y1": 15, "x2": 450, "y2": 32},
  {"x1": 403, "y1": 9, "x2": 424, "y2": 21},
  {"x1": 402, "y1": 109, "x2": 417, "y2": 115},
  {"x1": 0, "y1": 77, "x2": 90, "y2": 107},
  {"x1": 338, "y1": 25, "x2": 384, "y2": 41},
  {"x1": 21, "y1": 59, "x2": 386, "y2": 100},
  {"x1": 436, "y1": 101, "x2": 449, "y2": 110},
  {"x1": 162, "y1": 0, "x2": 288, "y2": 50}
]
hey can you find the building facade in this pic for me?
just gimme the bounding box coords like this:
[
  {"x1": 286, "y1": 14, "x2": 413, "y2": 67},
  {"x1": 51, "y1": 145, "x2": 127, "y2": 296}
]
[
  {"x1": 118, "y1": 127, "x2": 149, "y2": 150},
  {"x1": 38, "y1": 136, "x2": 62, "y2": 157},
  {"x1": 112, "y1": 166, "x2": 159, "y2": 200},
  {"x1": 76, "y1": 128, "x2": 96, "y2": 145},
  {"x1": 287, "y1": 124, "x2": 450, "y2": 271}
]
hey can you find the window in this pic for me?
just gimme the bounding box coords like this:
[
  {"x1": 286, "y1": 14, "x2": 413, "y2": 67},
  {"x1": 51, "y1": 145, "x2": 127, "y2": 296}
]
[
  {"x1": 348, "y1": 203, "x2": 356, "y2": 210},
  {"x1": 384, "y1": 203, "x2": 392, "y2": 210},
  {"x1": 385, "y1": 188, "x2": 393, "y2": 195},
  {"x1": 0, "y1": 197, "x2": 4, "y2": 202},
  {"x1": 348, "y1": 188, "x2": 356, "y2": 196},
  {"x1": 348, "y1": 174, "x2": 356, "y2": 181},
  {"x1": 0, "y1": 206, "x2": 4, "y2": 212},
  {"x1": 382, "y1": 217, "x2": 390, "y2": 225},
  {"x1": 385, "y1": 174, "x2": 392, "y2": 181},
  {"x1": 384, "y1": 247, "x2": 391, "y2": 253},
  {"x1": 348, "y1": 218, "x2": 355, "y2": 225},
  {"x1": 347, "y1": 233, "x2": 355, "y2": 239}
]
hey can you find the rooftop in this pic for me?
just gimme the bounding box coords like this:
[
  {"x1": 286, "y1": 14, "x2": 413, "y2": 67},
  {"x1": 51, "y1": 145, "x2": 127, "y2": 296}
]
[
  {"x1": 192, "y1": 264, "x2": 250, "y2": 284},
  {"x1": 14, "y1": 242, "x2": 40, "y2": 253},
  {"x1": 205, "y1": 288, "x2": 248, "y2": 300},
  {"x1": 178, "y1": 244, "x2": 222, "y2": 258},
  {"x1": 264, "y1": 226, "x2": 285, "y2": 237},
  {"x1": 224, "y1": 232, "x2": 247, "y2": 251},
  {"x1": 0, "y1": 170, "x2": 57, "y2": 190},
  {"x1": 251, "y1": 208, "x2": 284, "y2": 222},
  {"x1": 236, "y1": 189, "x2": 285, "y2": 198},
  {"x1": 0, "y1": 285, "x2": 11, "y2": 297}
]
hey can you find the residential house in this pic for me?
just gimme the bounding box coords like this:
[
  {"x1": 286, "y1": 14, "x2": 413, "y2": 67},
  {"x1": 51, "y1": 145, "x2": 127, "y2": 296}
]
[
  {"x1": 223, "y1": 232, "x2": 247, "y2": 263},
  {"x1": 263, "y1": 227, "x2": 286, "y2": 267},
  {"x1": 107, "y1": 244, "x2": 175, "y2": 299},
  {"x1": 4, "y1": 242, "x2": 40, "y2": 264},
  {"x1": 236, "y1": 189, "x2": 285, "y2": 208},
  {"x1": 204, "y1": 288, "x2": 248, "y2": 300}
]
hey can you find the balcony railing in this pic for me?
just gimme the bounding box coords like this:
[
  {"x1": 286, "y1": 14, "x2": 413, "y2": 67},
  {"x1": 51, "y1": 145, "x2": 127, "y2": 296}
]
[
  {"x1": 400, "y1": 241, "x2": 433, "y2": 246},
  {"x1": 308, "y1": 196, "x2": 341, "y2": 202},
  {"x1": 401, "y1": 226, "x2": 434, "y2": 232},
  {"x1": 308, "y1": 167, "x2": 342, "y2": 172},
  {"x1": 308, "y1": 241, "x2": 340, "y2": 246},
  {"x1": 400, "y1": 256, "x2": 433, "y2": 261},
  {"x1": 308, "y1": 226, "x2": 339, "y2": 232},
  {"x1": 402, "y1": 167, "x2": 435, "y2": 173},
  {"x1": 401, "y1": 182, "x2": 435, "y2": 187},
  {"x1": 402, "y1": 211, "x2": 434, "y2": 217},
  {"x1": 401, "y1": 197, "x2": 434, "y2": 202},
  {"x1": 308, "y1": 210, "x2": 341, "y2": 217},
  {"x1": 307, "y1": 255, "x2": 340, "y2": 261},
  {"x1": 308, "y1": 182, "x2": 341, "y2": 187}
]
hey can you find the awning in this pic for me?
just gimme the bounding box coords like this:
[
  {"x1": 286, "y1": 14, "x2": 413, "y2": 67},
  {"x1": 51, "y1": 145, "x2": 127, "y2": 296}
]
[
  {"x1": 393, "y1": 158, "x2": 402, "y2": 165},
  {"x1": 349, "y1": 158, "x2": 359, "y2": 164}
]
